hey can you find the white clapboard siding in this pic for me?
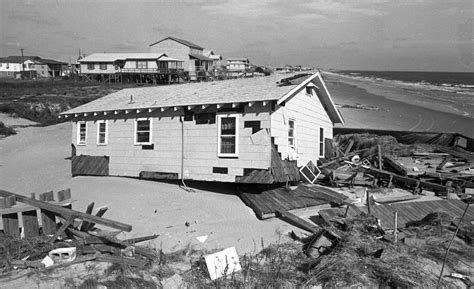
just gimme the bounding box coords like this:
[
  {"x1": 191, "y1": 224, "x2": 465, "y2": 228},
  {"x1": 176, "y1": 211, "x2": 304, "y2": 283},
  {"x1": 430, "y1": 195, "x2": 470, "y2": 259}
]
[{"x1": 270, "y1": 88, "x2": 333, "y2": 166}]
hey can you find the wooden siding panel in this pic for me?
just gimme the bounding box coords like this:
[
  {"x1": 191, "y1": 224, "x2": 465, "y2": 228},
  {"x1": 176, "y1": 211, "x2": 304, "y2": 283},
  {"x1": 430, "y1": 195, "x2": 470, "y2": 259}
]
[
  {"x1": 71, "y1": 105, "x2": 273, "y2": 182},
  {"x1": 72, "y1": 155, "x2": 109, "y2": 176},
  {"x1": 270, "y1": 88, "x2": 333, "y2": 166},
  {"x1": 149, "y1": 39, "x2": 192, "y2": 71}
]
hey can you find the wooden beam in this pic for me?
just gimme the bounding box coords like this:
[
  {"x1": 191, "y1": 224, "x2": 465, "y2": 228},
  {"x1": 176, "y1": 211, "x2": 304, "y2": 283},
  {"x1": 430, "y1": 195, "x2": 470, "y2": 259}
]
[
  {"x1": 84, "y1": 113, "x2": 88, "y2": 117},
  {"x1": 0, "y1": 189, "x2": 132, "y2": 232},
  {"x1": 148, "y1": 108, "x2": 155, "y2": 113},
  {"x1": 136, "y1": 109, "x2": 141, "y2": 114},
  {"x1": 248, "y1": 101, "x2": 255, "y2": 107},
  {"x1": 187, "y1": 105, "x2": 195, "y2": 110},
  {"x1": 93, "y1": 112, "x2": 98, "y2": 116},
  {"x1": 74, "y1": 114, "x2": 79, "y2": 118},
  {"x1": 114, "y1": 110, "x2": 119, "y2": 115},
  {"x1": 363, "y1": 167, "x2": 451, "y2": 193},
  {"x1": 262, "y1": 101, "x2": 268, "y2": 106},
  {"x1": 275, "y1": 209, "x2": 319, "y2": 234},
  {"x1": 383, "y1": 156, "x2": 408, "y2": 176},
  {"x1": 232, "y1": 103, "x2": 238, "y2": 108},
  {"x1": 124, "y1": 110, "x2": 129, "y2": 114},
  {"x1": 173, "y1": 106, "x2": 179, "y2": 111},
  {"x1": 201, "y1": 104, "x2": 208, "y2": 110}
]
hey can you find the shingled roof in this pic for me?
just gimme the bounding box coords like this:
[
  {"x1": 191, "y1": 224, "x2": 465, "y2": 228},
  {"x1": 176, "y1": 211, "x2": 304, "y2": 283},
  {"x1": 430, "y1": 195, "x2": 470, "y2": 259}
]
[
  {"x1": 61, "y1": 72, "x2": 344, "y2": 124},
  {"x1": 79, "y1": 53, "x2": 169, "y2": 63},
  {"x1": 149, "y1": 36, "x2": 204, "y2": 50}
]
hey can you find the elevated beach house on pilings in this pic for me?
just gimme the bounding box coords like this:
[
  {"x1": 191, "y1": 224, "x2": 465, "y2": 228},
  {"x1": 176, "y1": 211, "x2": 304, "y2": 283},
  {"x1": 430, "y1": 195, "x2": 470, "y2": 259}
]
[
  {"x1": 60, "y1": 72, "x2": 344, "y2": 184},
  {"x1": 78, "y1": 53, "x2": 184, "y2": 84},
  {"x1": 149, "y1": 36, "x2": 214, "y2": 81}
]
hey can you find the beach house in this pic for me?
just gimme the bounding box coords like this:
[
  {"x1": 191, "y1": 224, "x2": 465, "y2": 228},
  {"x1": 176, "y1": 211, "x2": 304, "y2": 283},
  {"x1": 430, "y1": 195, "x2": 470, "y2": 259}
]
[
  {"x1": 60, "y1": 72, "x2": 344, "y2": 184},
  {"x1": 0, "y1": 56, "x2": 68, "y2": 79},
  {"x1": 0, "y1": 56, "x2": 41, "y2": 79},
  {"x1": 149, "y1": 36, "x2": 213, "y2": 80},
  {"x1": 78, "y1": 53, "x2": 184, "y2": 83}
]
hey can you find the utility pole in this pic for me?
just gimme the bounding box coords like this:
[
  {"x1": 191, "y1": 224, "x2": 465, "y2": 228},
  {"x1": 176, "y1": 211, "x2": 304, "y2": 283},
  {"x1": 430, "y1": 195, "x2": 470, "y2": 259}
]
[{"x1": 20, "y1": 48, "x2": 25, "y2": 79}]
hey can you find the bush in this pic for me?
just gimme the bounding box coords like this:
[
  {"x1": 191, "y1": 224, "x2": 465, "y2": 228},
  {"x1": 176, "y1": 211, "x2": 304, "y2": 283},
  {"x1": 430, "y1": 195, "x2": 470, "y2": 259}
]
[{"x1": 0, "y1": 122, "x2": 16, "y2": 136}]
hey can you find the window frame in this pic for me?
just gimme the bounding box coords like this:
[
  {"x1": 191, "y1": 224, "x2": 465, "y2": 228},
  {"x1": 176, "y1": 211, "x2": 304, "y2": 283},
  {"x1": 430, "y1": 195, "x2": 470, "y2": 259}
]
[
  {"x1": 96, "y1": 120, "x2": 108, "y2": 145},
  {"x1": 288, "y1": 118, "x2": 296, "y2": 150},
  {"x1": 217, "y1": 114, "x2": 239, "y2": 158},
  {"x1": 136, "y1": 61, "x2": 148, "y2": 69},
  {"x1": 99, "y1": 63, "x2": 107, "y2": 70},
  {"x1": 87, "y1": 63, "x2": 95, "y2": 70},
  {"x1": 134, "y1": 118, "x2": 152, "y2": 145},
  {"x1": 77, "y1": 121, "x2": 87, "y2": 145},
  {"x1": 319, "y1": 127, "x2": 325, "y2": 157}
]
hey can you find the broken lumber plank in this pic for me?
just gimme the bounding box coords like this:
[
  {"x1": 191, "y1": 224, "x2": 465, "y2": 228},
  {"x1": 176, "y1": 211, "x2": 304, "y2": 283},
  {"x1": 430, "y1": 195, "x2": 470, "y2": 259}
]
[
  {"x1": 80, "y1": 202, "x2": 95, "y2": 232},
  {"x1": 124, "y1": 234, "x2": 159, "y2": 244},
  {"x1": 363, "y1": 167, "x2": 452, "y2": 193},
  {"x1": 305, "y1": 185, "x2": 363, "y2": 213},
  {"x1": 384, "y1": 156, "x2": 408, "y2": 176},
  {"x1": 344, "y1": 139, "x2": 354, "y2": 155},
  {"x1": 374, "y1": 194, "x2": 421, "y2": 204},
  {"x1": 82, "y1": 206, "x2": 108, "y2": 232},
  {"x1": 9, "y1": 260, "x2": 44, "y2": 269},
  {"x1": 2, "y1": 213, "x2": 20, "y2": 238},
  {"x1": 22, "y1": 210, "x2": 40, "y2": 238},
  {"x1": 0, "y1": 189, "x2": 132, "y2": 232},
  {"x1": 275, "y1": 209, "x2": 319, "y2": 234},
  {"x1": 96, "y1": 254, "x2": 148, "y2": 268},
  {"x1": 50, "y1": 215, "x2": 75, "y2": 242}
]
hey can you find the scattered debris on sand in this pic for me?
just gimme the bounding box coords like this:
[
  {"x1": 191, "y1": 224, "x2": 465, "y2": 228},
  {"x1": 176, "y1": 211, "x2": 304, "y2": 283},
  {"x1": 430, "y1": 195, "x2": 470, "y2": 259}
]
[{"x1": 1, "y1": 132, "x2": 473, "y2": 287}]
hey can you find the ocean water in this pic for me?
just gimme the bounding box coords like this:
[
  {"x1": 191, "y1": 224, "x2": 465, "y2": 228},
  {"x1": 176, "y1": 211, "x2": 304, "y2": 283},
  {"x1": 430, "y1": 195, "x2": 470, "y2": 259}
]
[
  {"x1": 337, "y1": 71, "x2": 474, "y2": 86},
  {"x1": 336, "y1": 71, "x2": 474, "y2": 95}
]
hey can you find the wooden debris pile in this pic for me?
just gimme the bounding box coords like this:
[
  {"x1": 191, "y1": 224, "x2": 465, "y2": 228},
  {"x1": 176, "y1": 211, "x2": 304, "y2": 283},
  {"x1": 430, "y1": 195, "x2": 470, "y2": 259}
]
[
  {"x1": 298, "y1": 211, "x2": 474, "y2": 288},
  {"x1": 0, "y1": 188, "x2": 160, "y2": 273},
  {"x1": 320, "y1": 133, "x2": 474, "y2": 200}
]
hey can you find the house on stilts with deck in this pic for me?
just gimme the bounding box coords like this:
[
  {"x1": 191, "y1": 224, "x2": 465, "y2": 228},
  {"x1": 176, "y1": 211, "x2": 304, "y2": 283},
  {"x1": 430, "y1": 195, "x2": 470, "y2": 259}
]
[
  {"x1": 60, "y1": 72, "x2": 344, "y2": 183},
  {"x1": 78, "y1": 53, "x2": 184, "y2": 84}
]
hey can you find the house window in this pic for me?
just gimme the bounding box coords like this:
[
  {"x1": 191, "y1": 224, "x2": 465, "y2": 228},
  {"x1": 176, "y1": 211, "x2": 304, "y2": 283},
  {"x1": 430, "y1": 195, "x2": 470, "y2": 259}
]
[
  {"x1": 97, "y1": 120, "x2": 108, "y2": 145},
  {"x1": 217, "y1": 114, "x2": 239, "y2": 157},
  {"x1": 77, "y1": 121, "x2": 87, "y2": 145},
  {"x1": 319, "y1": 127, "x2": 325, "y2": 157},
  {"x1": 87, "y1": 63, "x2": 95, "y2": 70},
  {"x1": 136, "y1": 61, "x2": 147, "y2": 69},
  {"x1": 288, "y1": 119, "x2": 296, "y2": 149},
  {"x1": 99, "y1": 63, "x2": 107, "y2": 70},
  {"x1": 135, "y1": 118, "x2": 152, "y2": 144}
]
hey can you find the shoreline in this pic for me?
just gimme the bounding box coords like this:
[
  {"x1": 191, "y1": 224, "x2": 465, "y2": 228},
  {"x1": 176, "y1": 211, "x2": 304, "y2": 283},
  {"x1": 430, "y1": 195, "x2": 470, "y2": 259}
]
[
  {"x1": 324, "y1": 73, "x2": 474, "y2": 138},
  {"x1": 324, "y1": 71, "x2": 474, "y2": 119}
]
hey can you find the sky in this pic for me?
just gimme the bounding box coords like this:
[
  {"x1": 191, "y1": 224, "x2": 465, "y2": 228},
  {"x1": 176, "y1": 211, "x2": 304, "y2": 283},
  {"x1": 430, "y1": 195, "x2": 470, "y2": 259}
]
[{"x1": 1, "y1": 0, "x2": 472, "y2": 71}]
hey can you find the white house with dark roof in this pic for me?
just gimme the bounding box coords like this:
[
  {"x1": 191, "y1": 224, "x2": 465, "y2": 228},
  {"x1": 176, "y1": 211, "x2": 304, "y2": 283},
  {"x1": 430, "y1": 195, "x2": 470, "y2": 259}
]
[{"x1": 60, "y1": 72, "x2": 344, "y2": 183}]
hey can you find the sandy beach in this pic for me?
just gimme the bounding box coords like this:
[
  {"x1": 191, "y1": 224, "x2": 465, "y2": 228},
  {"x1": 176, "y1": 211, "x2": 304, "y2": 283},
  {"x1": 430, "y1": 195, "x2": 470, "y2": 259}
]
[
  {"x1": 1, "y1": 73, "x2": 472, "y2": 256},
  {"x1": 325, "y1": 72, "x2": 474, "y2": 138}
]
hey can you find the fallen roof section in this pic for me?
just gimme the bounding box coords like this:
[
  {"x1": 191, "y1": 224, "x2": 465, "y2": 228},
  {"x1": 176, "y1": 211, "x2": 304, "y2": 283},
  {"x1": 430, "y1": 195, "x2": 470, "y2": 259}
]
[{"x1": 319, "y1": 199, "x2": 474, "y2": 230}]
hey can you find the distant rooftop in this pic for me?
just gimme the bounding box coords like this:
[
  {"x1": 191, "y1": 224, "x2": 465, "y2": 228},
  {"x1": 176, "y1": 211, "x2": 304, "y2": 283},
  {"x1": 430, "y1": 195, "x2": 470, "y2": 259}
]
[
  {"x1": 149, "y1": 36, "x2": 204, "y2": 50},
  {"x1": 78, "y1": 53, "x2": 180, "y2": 63}
]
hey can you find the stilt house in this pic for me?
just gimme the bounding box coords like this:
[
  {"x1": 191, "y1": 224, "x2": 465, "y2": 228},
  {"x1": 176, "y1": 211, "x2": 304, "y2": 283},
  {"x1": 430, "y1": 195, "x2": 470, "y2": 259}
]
[{"x1": 60, "y1": 72, "x2": 344, "y2": 183}]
